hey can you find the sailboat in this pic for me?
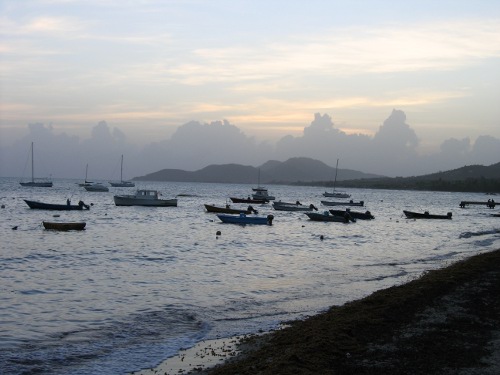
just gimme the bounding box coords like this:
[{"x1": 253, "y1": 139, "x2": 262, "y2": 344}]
[
  {"x1": 109, "y1": 155, "x2": 135, "y2": 187},
  {"x1": 323, "y1": 159, "x2": 350, "y2": 198},
  {"x1": 78, "y1": 164, "x2": 93, "y2": 187},
  {"x1": 20, "y1": 142, "x2": 53, "y2": 187}
]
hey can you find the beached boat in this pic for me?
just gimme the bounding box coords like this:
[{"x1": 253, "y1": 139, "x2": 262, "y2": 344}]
[
  {"x1": 305, "y1": 211, "x2": 352, "y2": 223},
  {"x1": 204, "y1": 204, "x2": 258, "y2": 214},
  {"x1": 42, "y1": 221, "x2": 86, "y2": 231},
  {"x1": 114, "y1": 189, "x2": 177, "y2": 207},
  {"x1": 330, "y1": 209, "x2": 374, "y2": 220},
  {"x1": 272, "y1": 201, "x2": 318, "y2": 212},
  {"x1": 84, "y1": 183, "x2": 109, "y2": 192},
  {"x1": 109, "y1": 155, "x2": 135, "y2": 187},
  {"x1": 19, "y1": 142, "x2": 53, "y2": 187},
  {"x1": 323, "y1": 159, "x2": 350, "y2": 198},
  {"x1": 403, "y1": 210, "x2": 452, "y2": 219},
  {"x1": 230, "y1": 197, "x2": 268, "y2": 204},
  {"x1": 216, "y1": 213, "x2": 274, "y2": 225},
  {"x1": 321, "y1": 200, "x2": 364, "y2": 207},
  {"x1": 25, "y1": 199, "x2": 90, "y2": 210}
]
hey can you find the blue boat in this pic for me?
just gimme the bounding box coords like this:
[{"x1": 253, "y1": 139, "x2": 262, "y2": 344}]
[{"x1": 217, "y1": 213, "x2": 274, "y2": 225}]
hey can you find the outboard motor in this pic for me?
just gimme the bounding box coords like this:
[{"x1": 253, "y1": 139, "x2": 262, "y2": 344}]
[
  {"x1": 447, "y1": 212, "x2": 452, "y2": 218},
  {"x1": 310, "y1": 204, "x2": 318, "y2": 211},
  {"x1": 267, "y1": 214, "x2": 274, "y2": 225}
]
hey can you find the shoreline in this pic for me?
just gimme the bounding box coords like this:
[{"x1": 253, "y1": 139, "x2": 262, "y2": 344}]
[{"x1": 134, "y1": 248, "x2": 500, "y2": 374}]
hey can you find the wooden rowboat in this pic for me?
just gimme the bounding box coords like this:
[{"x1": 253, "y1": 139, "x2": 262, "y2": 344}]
[
  {"x1": 43, "y1": 221, "x2": 86, "y2": 231},
  {"x1": 403, "y1": 210, "x2": 452, "y2": 219}
]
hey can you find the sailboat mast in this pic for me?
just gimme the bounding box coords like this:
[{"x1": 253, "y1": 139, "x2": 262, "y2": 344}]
[
  {"x1": 333, "y1": 158, "x2": 339, "y2": 192},
  {"x1": 120, "y1": 155, "x2": 124, "y2": 182},
  {"x1": 31, "y1": 142, "x2": 34, "y2": 182}
]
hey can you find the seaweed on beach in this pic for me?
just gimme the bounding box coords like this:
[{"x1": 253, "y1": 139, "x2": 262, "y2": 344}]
[{"x1": 204, "y1": 249, "x2": 500, "y2": 375}]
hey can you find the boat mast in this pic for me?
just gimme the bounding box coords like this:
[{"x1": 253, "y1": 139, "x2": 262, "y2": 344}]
[
  {"x1": 120, "y1": 155, "x2": 123, "y2": 182},
  {"x1": 333, "y1": 158, "x2": 339, "y2": 192},
  {"x1": 30, "y1": 142, "x2": 34, "y2": 183}
]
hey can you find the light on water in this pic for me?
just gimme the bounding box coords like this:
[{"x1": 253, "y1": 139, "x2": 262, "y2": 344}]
[{"x1": 0, "y1": 178, "x2": 499, "y2": 374}]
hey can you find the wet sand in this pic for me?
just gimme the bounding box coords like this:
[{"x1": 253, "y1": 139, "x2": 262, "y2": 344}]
[{"x1": 134, "y1": 248, "x2": 500, "y2": 375}]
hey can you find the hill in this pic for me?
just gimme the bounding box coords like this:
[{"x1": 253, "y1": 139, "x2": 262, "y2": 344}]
[
  {"x1": 328, "y1": 162, "x2": 500, "y2": 193},
  {"x1": 133, "y1": 157, "x2": 381, "y2": 184}
]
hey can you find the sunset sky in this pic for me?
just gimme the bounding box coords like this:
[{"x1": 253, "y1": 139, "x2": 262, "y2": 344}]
[{"x1": 1, "y1": 0, "x2": 500, "y2": 154}]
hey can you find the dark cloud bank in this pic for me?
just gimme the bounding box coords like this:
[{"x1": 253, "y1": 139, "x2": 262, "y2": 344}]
[{"x1": 1, "y1": 110, "x2": 499, "y2": 180}]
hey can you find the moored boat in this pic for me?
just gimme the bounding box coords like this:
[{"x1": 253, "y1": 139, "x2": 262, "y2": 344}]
[
  {"x1": 230, "y1": 197, "x2": 268, "y2": 204},
  {"x1": 25, "y1": 199, "x2": 90, "y2": 210},
  {"x1": 323, "y1": 159, "x2": 350, "y2": 198},
  {"x1": 305, "y1": 211, "x2": 352, "y2": 223},
  {"x1": 114, "y1": 189, "x2": 177, "y2": 207},
  {"x1": 321, "y1": 200, "x2": 364, "y2": 207},
  {"x1": 217, "y1": 213, "x2": 274, "y2": 225},
  {"x1": 42, "y1": 221, "x2": 86, "y2": 231},
  {"x1": 19, "y1": 142, "x2": 53, "y2": 187},
  {"x1": 403, "y1": 210, "x2": 452, "y2": 219},
  {"x1": 204, "y1": 204, "x2": 258, "y2": 214},
  {"x1": 84, "y1": 183, "x2": 109, "y2": 192},
  {"x1": 330, "y1": 209, "x2": 374, "y2": 220},
  {"x1": 272, "y1": 201, "x2": 318, "y2": 212},
  {"x1": 109, "y1": 155, "x2": 135, "y2": 187}
]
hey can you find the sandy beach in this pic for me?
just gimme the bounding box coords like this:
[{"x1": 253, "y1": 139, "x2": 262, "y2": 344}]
[{"x1": 134, "y1": 248, "x2": 500, "y2": 375}]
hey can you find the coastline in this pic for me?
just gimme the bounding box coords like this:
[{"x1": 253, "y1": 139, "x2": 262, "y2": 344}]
[{"x1": 134, "y1": 248, "x2": 500, "y2": 375}]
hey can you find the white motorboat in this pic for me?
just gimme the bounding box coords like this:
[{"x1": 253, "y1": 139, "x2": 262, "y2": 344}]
[{"x1": 113, "y1": 189, "x2": 177, "y2": 207}]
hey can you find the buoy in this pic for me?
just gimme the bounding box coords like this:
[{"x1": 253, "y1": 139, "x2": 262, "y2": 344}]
[
  {"x1": 1, "y1": 204, "x2": 5, "y2": 208},
  {"x1": 216, "y1": 230, "x2": 221, "y2": 236},
  {"x1": 12, "y1": 226, "x2": 18, "y2": 230},
  {"x1": 320, "y1": 235, "x2": 324, "y2": 240}
]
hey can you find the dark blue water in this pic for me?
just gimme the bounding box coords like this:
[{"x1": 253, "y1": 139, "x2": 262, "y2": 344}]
[{"x1": 1, "y1": 178, "x2": 499, "y2": 374}]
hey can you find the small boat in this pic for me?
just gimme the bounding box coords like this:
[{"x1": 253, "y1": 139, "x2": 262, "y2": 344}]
[
  {"x1": 323, "y1": 159, "x2": 350, "y2": 198},
  {"x1": 252, "y1": 169, "x2": 275, "y2": 200},
  {"x1": 305, "y1": 211, "x2": 352, "y2": 223},
  {"x1": 204, "y1": 204, "x2": 258, "y2": 214},
  {"x1": 114, "y1": 189, "x2": 177, "y2": 207},
  {"x1": 43, "y1": 221, "x2": 86, "y2": 231},
  {"x1": 109, "y1": 155, "x2": 135, "y2": 187},
  {"x1": 272, "y1": 201, "x2": 318, "y2": 212},
  {"x1": 217, "y1": 213, "x2": 274, "y2": 225},
  {"x1": 230, "y1": 197, "x2": 268, "y2": 204},
  {"x1": 330, "y1": 209, "x2": 374, "y2": 220},
  {"x1": 321, "y1": 200, "x2": 364, "y2": 207},
  {"x1": 84, "y1": 183, "x2": 109, "y2": 192},
  {"x1": 403, "y1": 210, "x2": 452, "y2": 219},
  {"x1": 25, "y1": 199, "x2": 90, "y2": 210},
  {"x1": 20, "y1": 142, "x2": 53, "y2": 187}
]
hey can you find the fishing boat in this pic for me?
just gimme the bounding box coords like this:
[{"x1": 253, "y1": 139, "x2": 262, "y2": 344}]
[
  {"x1": 84, "y1": 183, "x2": 109, "y2": 192},
  {"x1": 19, "y1": 142, "x2": 53, "y2": 187},
  {"x1": 230, "y1": 197, "x2": 268, "y2": 204},
  {"x1": 329, "y1": 209, "x2": 374, "y2": 220},
  {"x1": 305, "y1": 211, "x2": 352, "y2": 223},
  {"x1": 109, "y1": 155, "x2": 135, "y2": 187},
  {"x1": 42, "y1": 221, "x2": 86, "y2": 231},
  {"x1": 216, "y1": 213, "x2": 274, "y2": 225},
  {"x1": 204, "y1": 204, "x2": 258, "y2": 214},
  {"x1": 114, "y1": 189, "x2": 177, "y2": 207},
  {"x1": 323, "y1": 159, "x2": 349, "y2": 198},
  {"x1": 272, "y1": 201, "x2": 318, "y2": 212},
  {"x1": 403, "y1": 210, "x2": 452, "y2": 219},
  {"x1": 25, "y1": 199, "x2": 90, "y2": 210},
  {"x1": 321, "y1": 200, "x2": 364, "y2": 207}
]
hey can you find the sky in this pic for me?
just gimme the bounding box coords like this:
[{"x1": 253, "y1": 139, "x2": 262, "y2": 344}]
[{"x1": 1, "y1": 0, "x2": 500, "y2": 179}]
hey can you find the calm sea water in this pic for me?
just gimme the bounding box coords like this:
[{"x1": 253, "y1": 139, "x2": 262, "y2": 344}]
[{"x1": 1, "y1": 177, "x2": 499, "y2": 374}]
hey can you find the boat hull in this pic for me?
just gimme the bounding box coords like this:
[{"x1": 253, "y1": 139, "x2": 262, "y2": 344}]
[
  {"x1": 114, "y1": 196, "x2": 177, "y2": 207},
  {"x1": 305, "y1": 212, "x2": 350, "y2": 222},
  {"x1": 330, "y1": 209, "x2": 374, "y2": 220},
  {"x1": 403, "y1": 210, "x2": 452, "y2": 219},
  {"x1": 217, "y1": 214, "x2": 273, "y2": 225},
  {"x1": 109, "y1": 181, "x2": 135, "y2": 187},
  {"x1": 272, "y1": 202, "x2": 318, "y2": 212},
  {"x1": 204, "y1": 204, "x2": 256, "y2": 214},
  {"x1": 43, "y1": 221, "x2": 86, "y2": 231},
  {"x1": 323, "y1": 192, "x2": 350, "y2": 198},
  {"x1": 230, "y1": 197, "x2": 268, "y2": 204},
  {"x1": 321, "y1": 200, "x2": 364, "y2": 207},
  {"x1": 25, "y1": 200, "x2": 90, "y2": 210},
  {"x1": 20, "y1": 181, "x2": 53, "y2": 187},
  {"x1": 84, "y1": 184, "x2": 109, "y2": 192}
]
